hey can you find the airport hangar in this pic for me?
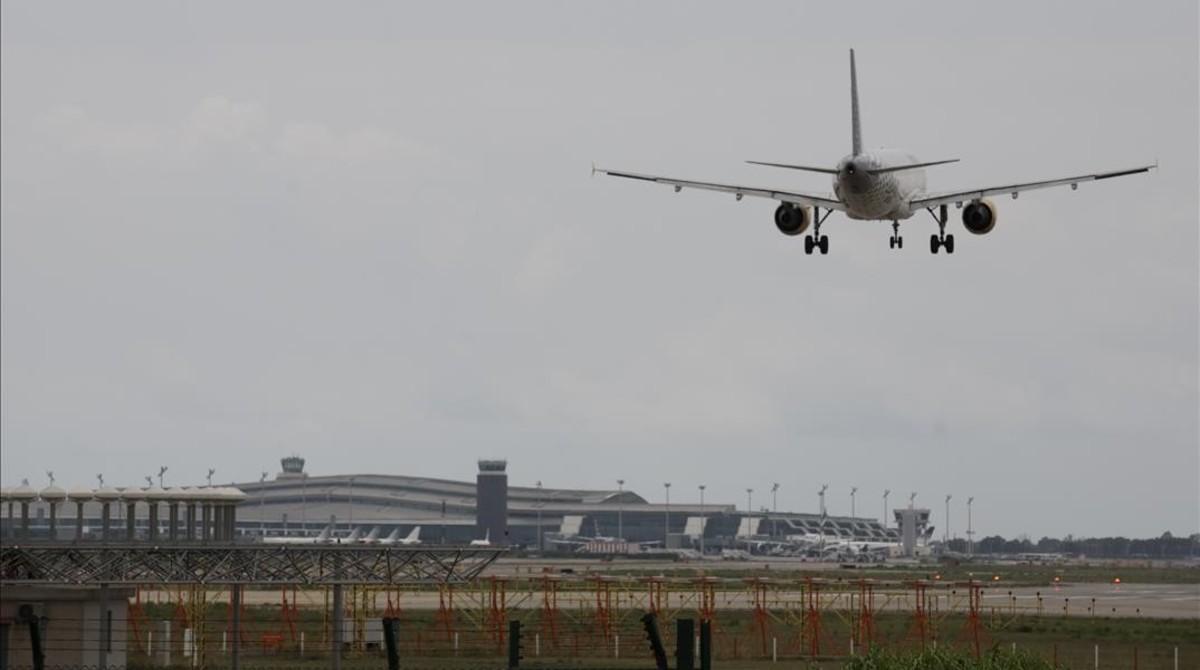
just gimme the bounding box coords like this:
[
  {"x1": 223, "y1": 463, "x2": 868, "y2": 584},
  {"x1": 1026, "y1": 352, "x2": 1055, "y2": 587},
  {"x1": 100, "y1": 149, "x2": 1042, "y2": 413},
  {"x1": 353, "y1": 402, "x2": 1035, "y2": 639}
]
[{"x1": 2, "y1": 457, "x2": 907, "y2": 548}]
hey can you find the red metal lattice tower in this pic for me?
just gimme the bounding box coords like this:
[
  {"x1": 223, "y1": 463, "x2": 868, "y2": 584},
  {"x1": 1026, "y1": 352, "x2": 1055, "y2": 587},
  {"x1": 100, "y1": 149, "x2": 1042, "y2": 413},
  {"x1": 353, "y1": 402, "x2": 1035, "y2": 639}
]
[
  {"x1": 129, "y1": 588, "x2": 149, "y2": 654},
  {"x1": 855, "y1": 579, "x2": 876, "y2": 653},
  {"x1": 280, "y1": 587, "x2": 299, "y2": 642},
  {"x1": 592, "y1": 576, "x2": 615, "y2": 641},
  {"x1": 802, "y1": 576, "x2": 824, "y2": 660},
  {"x1": 487, "y1": 577, "x2": 508, "y2": 649},
  {"x1": 906, "y1": 580, "x2": 931, "y2": 650},
  {"x1": 541, "y1": 575, "x2": 561, "y2": 647},
  {"x1": 435, "y1": 583, "x2": 455, "y2": 642},
  {"x1": 956, "y1": 580, "x2": 986, "y2": 658},
  {"x1": 697, "y1": 577, "x2": 717, "y2": 624},
  {"x1": 645, "y1": 576, "x2": 666, "y2": 615},
  {"x1": 748, "y1": 578, "x2": 770, "y2": 656}
]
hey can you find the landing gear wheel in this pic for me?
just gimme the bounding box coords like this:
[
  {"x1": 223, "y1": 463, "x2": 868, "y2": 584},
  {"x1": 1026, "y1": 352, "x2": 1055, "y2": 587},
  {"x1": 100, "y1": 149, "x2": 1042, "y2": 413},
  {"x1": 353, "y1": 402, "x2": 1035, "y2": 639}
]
[
  {"x1": 944, "y1": 234, "x2": 955, "y2": 254},
  {"x1": 889, "y1": 237, "x2": 895, "y2": 249},
  {"x1": 930, "y1": 234, "x2": 940, "y2": 254},
  {"x1": 804, "y1": 235, "x2": 815, "y2": 255},
  {"x1": 890, "y1": 222, "x2": 902, "y2": 250},
  {"x1": 818, "y1": 235, "x2": 829, "y2": 255},
  {"x1": 896, "y1": 236, "x2": 903, "y2": 249}
]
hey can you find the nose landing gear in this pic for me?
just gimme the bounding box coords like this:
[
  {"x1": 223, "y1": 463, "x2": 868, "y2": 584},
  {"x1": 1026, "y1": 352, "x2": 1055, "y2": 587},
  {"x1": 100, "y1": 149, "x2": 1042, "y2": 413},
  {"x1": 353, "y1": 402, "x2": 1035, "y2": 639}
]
[{"x1": 926, "y1": 204, "x2": 955, "y2": 254}]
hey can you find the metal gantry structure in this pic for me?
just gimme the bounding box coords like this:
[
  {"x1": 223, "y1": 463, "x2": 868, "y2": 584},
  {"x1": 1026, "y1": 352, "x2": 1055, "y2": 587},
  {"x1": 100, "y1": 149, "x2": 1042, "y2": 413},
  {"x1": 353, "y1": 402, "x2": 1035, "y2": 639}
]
[{"x1": 0, "y1": 542, "x2": 504, "y2": 586}]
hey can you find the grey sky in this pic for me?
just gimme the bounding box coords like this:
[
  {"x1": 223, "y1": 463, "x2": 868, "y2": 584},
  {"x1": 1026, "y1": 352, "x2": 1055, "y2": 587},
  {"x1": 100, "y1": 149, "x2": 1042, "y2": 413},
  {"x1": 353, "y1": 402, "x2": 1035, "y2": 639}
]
[{"x1": 2, "y1": 1, "x2": 1196, "y2": 539}]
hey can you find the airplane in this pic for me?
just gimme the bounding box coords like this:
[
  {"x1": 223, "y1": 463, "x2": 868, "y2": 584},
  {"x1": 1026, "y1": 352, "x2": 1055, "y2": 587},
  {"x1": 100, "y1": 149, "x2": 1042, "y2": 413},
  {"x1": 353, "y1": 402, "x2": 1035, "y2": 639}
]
[
  {"x1": 261, "y1": 525, "x2": 333, "y2": 545},
  {"x1": 469, "y1": 530, "x2": 492, "y2": 546},
  {"x1": 595, "y1": 49, "x2": 1154, "y2": 255},
  {"x1": 378, "y1": 526, "x2": 422, "y2": 546}
]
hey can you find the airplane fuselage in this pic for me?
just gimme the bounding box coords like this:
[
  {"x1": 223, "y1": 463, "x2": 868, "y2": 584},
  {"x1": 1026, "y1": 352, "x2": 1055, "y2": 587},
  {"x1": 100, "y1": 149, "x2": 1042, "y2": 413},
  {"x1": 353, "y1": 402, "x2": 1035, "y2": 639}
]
[{"x1": 834, "y1": 150, "x2": 927, "y2": 221}]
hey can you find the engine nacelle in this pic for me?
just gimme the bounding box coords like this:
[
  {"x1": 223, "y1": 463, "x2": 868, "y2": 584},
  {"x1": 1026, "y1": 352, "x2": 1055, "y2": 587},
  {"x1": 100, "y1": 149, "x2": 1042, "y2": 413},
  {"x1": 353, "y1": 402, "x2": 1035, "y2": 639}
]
[
  {"x1": 774, "y1": 203, "x2": 811, "y2": 236},
  {"x1": 962, "y1": 198, "x2": 998, "y2": 235}
]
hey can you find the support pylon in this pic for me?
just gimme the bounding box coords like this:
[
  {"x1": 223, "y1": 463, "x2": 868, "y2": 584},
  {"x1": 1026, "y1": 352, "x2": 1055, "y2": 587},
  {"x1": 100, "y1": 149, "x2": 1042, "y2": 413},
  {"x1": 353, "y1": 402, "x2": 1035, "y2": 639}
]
[
  {"x1": 541, "y1": 575, "x2": 561, "y2": 647},
  {"x1": 906, "y1": 580, "x2": 931, "y2": 650},
  {"x1": 435, "y1": 583, "x2": 455, "y2": 642},
  {"x1": 802, "y1": 576, "x2": 823, "y2": 659},
  {"x1": 748, "y1": 578, "x2": 770, "y2": 656},
  {"x1": 856, "y1": 579, "x2": 875, "y2": 654},
  {"x1": 955, "y1": 580, "x2": 987, "y2": 658}
]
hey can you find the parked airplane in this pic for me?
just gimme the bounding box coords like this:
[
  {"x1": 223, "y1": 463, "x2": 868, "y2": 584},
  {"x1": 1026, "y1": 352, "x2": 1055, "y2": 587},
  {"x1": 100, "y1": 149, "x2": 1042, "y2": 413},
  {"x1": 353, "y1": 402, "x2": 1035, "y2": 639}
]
[
  {"x1": 261, "y1": 525, "x2": 333, "y2": 545},
  {"x1": 596, "y1": 49, "x2": 1153, "y2": 255},
  {"x1": 469, "y1": 530, "x2": 492, "y2": 547},
  {"x1": 378, "y1": 526, "x2": 422, "y2": 546}
]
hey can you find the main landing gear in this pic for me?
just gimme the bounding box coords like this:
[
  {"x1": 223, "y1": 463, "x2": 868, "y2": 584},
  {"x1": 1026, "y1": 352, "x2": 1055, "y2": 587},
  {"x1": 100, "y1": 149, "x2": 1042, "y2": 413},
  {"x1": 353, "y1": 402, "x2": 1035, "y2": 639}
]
[
  {"x1": 927, "y1": 204, "x2": 955, "y2": 254},
  {"x1": 889, "y1": 221, "x2": 903, "y2": 249},
  {"x1": 805, "y1": 206, "x2": 834, "y2": 255}
]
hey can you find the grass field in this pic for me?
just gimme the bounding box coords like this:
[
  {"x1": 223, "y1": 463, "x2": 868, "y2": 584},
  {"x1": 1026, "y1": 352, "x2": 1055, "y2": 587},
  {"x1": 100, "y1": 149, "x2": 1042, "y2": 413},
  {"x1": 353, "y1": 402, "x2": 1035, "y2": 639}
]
[
  {"x1": 125, "y1": 601, "x2": 1198, "y2": 670},
  {"x1": 579, "y1": 561, "x2": 1200, "y2": 588}
]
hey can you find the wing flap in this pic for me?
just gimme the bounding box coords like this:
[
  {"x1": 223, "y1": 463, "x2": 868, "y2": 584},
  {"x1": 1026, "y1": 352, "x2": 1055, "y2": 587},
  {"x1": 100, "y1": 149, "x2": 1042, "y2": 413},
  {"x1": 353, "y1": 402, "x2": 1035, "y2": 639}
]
[
  {"x1": 911, "y1": 164, "x2": 1154, "y2": 209},
  {"x1": 597, "y1": 167, "x2": 845, "y2": 211}
]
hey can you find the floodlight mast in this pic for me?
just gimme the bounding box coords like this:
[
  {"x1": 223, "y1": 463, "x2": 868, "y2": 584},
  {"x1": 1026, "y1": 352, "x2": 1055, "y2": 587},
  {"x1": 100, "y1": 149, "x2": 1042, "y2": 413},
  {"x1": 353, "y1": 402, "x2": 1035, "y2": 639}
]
[
  {"x1": 260, "y1": 472, "x2": 269, "y2": 537},
  {"x1": 967, "y1": 496, "x2": 975, "y2": 555},
  {"x1": 698, "y1": 484, "x2": 706, "y2": 555},
  {"x1": 206, "y1": 469, "x2": 215, "y2": 487},
  {"x1": 663, "y1": 482, "x2": 671, "y2": 546},
  {"x1": 617, "y1": 479, "x2": 625, "y2": 540},
  {"x1": 882, "y1": 489, "x2": 891, "y2": 527},
  {"x1": 944, "y1": 494, "x2": 953, "y2": 544},
  {"x1": 850, "y1": 486, "x2": 858, "y2": 519},
  {"x1": 771, "y1": 482, "x2": 780, "y2": 537},
  {"x1": 158, "y1": 466, "x2": 168, "y2": 488}
]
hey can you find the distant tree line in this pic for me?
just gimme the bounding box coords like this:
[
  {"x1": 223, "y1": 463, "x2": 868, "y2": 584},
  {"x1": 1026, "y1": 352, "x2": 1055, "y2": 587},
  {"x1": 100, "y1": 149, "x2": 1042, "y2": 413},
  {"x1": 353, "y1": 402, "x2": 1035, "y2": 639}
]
[{"x1": 945, "y1": 532, "x2": 1199, "y2": 558}]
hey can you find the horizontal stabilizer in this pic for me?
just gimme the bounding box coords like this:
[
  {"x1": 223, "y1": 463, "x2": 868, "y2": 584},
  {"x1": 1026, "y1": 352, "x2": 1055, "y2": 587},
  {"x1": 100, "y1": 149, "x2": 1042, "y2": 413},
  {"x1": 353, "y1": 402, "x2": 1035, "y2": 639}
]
[
  {"x1": 870, "y1": 159, "x2": 959, "y2": 174},
  {"x1": 746, "y1": 160, "x2": 838, "y2": 174}
]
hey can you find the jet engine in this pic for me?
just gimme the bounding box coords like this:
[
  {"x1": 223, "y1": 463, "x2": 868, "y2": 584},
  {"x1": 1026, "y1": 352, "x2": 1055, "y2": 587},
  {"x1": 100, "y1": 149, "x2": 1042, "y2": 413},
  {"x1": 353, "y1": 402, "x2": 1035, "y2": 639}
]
[
  {"x1": 962, "y1": 198, "x2": 998, "y2": 235},
  {"x1": 774, "y1": 203, "x2": 811, "y2": 236}
]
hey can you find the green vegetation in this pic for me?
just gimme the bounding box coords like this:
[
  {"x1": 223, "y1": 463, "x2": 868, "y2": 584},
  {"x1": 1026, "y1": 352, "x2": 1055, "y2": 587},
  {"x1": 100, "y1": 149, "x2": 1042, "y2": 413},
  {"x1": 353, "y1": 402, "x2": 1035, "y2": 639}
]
[
  {"x1": 844, "y1": 648, "x2": 1055, "y2": 670},
  {"x1": 586, "y1": 560, "x2": 1200, "y2": 586}
]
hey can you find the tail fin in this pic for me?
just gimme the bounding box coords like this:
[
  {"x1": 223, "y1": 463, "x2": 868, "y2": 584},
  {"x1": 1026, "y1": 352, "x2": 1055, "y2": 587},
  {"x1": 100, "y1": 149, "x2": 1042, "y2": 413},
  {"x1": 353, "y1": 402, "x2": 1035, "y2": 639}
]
[
  {"x1": 405, "y1": 526, "x2": 421, "y2": 543},
  {"x1": 850, "y1": 49, "x2": 862, "y2": 156}
]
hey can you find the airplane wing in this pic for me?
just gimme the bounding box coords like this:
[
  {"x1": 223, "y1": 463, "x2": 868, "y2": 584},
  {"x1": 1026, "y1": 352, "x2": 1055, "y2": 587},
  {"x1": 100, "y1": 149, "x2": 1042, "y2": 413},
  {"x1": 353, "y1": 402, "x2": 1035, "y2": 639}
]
[
  {"x1": 910, "y1": 165, "x2": 1155, "y2": 210},
  {"x1": 596, "y1": 167, "x2": 845, "y2": 211}
]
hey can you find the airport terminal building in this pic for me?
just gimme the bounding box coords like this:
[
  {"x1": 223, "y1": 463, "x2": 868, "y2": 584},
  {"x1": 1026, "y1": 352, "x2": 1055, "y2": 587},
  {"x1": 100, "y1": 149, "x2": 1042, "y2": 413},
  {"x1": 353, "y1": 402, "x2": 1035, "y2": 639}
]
[
  {"x1": 229, "y1": 457, "x2": 900, "y2": 549},
  {"x1": 2, "y1": 456, "x2": 904, "y2": 550}
]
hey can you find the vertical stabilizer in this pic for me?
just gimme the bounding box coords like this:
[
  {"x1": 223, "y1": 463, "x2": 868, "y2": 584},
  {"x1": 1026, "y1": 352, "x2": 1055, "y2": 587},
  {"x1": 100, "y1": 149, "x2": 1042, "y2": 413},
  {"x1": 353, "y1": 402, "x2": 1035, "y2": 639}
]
[{"x1": 850, "y1": 49, "x2": 862, "y2": 156}]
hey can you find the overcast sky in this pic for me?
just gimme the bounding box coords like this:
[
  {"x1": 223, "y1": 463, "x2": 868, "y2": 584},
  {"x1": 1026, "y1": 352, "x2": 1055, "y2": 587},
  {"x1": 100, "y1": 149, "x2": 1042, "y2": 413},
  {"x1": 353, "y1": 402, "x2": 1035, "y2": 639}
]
[{"x1": 2, "y1": 1, "x2": 1196, "y2": 539}]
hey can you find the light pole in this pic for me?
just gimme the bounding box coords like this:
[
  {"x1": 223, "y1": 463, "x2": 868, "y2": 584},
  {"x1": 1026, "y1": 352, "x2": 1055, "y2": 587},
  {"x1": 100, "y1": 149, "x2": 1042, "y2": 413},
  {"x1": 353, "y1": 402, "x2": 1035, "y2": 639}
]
[
  {"x1": 206, "y1": 469, "x2": 215, "y2": 487},
  {"x1": 260, "y1": 472, "x2": 268, "y2": 538},
  {"x1": 967, "y1": 496, "x2": 975, "y2": 555},
  {"x1": 616, "y1": 479, "x2": 625, "y2": 540},
  {"x1": 883, "y1": 489, "x2": 891, "y2": 527},
  {"x1": 850, "y1": 486, "x2": 858, "y2": 519},
  {"x1": 663, "y1": 482, "x2": 671, "y2": 546},
  {"x1": 771, "y1": 483, "x2": 780, "y2": 537},
  {"x1": 909, "y1": 492, "x2": 917, "y2": 509},
  {"x1": 536, "y1": 480, "x2": 543, "y2": 552},
  {"x1": 347, "y1": 476, "x2": 355, "y2": 535},
  {"x1": 300, "y1": 473, "x2": 307, "y2": 537},
  {"x1": 818, "y1": 484, "x2": 829, "y2": 517},
  {"x1": 698, "y1": 484, "x2": 706, "y2": 554},
  {"x1": 158, "y1": 466, "x2": 168, "y2": 489},
  {"x1": 944, "y1": 494, "x2": 952, "y2": 544},
  {"x1": 746, "y1": 488, "x2": 753, "y2": 514}
]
